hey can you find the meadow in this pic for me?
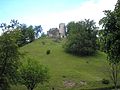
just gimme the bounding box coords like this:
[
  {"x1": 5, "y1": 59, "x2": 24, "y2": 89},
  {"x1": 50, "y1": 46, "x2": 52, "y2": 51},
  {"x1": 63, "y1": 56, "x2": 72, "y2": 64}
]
[{"x1": 11, "y1": 37, "x2": 115, "y2": 90}]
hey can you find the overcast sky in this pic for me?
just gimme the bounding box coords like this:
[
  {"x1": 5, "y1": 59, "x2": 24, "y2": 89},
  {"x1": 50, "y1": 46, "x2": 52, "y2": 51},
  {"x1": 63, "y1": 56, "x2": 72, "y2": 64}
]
[{"x1": 0, "y1": 0, "x2": 117, "y2": 33}]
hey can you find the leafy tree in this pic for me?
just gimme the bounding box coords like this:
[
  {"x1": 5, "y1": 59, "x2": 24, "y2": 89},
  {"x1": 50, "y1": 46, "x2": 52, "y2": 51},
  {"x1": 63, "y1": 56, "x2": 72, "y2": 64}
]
[
  {"x1": 0, "y1": 20, "x2": 36, "y2": 47},
  {"x1": 65, "y1": 19, "x2": 98, "y2": 56},
  {"x1": 0, "y1": 23, "x2": 7, "y2": 32},
  {"x1": 26, "y1": 25, "x2": 35, "y2": 42},
  {"x1": 0, "y1": 31, "x2": 21, "y2": 90},
  {"x1": 18, "y1": 24, "x2": 28, "y2": 45},
  {"x1": 16, "y1": 24, "x2": 32, "y2": 44},
  {"x1": 99, "y1": 0, "x2": 120, "y2": 89},
  {"x1": 66, "y1": 21, "x2": 76, "y2": 35},
  {"x1": 41, "y1": 32, "x2": 47, "y2": 38},
  {"x1": 19, "y1": 59, "x2": 49, "y2": 90},
  {"x1": 18, "y1": 24, "x2": 35, "y2": 46},
  {"x1": 0, "y1": 19, "x2": 19, "y2": 32},
  {"x1": 96, "y1": 29, "x2": 107, "y2": 51},
  {"x1": 10, "y1": 19, "x2": 19, "y2": 29}
]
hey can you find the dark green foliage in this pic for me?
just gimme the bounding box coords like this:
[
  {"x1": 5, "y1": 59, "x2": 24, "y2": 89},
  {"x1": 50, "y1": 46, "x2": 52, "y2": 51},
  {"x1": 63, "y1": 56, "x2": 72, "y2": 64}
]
[
  {"x1": 46, "y1": 50, "x2": 51, "y2": 55},
  {"x1": 18, "y1": 24, "x2": 29, "y2": 46},
  {"x1": 0, "y1": 77, "x2": 10, "y2": 90},
  {"x1": 99, "y1": 10, "x2": 120, "y2": 63},
  {"x1": 0, "y1": 31, "x2": 20, "y2": 89},
  {"x1": 19, "y1": 24, "x2": 35, "y2": 46},
  {"x1": 26, "y1": 25, "x2": 35, "y2": 42},
  {"x1": 97, "y1": 30, "x2": 104, "y2": 51},
  {"x1": 62, "y1": 75, "x2": 66, "y2": 78},
  {"x1": 65, "y1": 19, "x2": 98, "y2": 56},
  {"x1": 42, "y1": 41, "x2": 45, "y2": 45},
  {"x1": 0, "y1": 20, "x2": 41, "y2": 47},
  {"x1": 14, "y1": 24, "x2": 35, "y2": 46},
  {"x1": 19, "y1": 59, "x2": 49, "y2": 90},
  {"x1": 102, "y1": 78, "x2": 110, "y2": 84},
  {"x1": 99, "y1": 0, "x2": 120, "y2": 89},
  {"x1": 6, "y1": 29, "x2": 23, "y2": 47}
]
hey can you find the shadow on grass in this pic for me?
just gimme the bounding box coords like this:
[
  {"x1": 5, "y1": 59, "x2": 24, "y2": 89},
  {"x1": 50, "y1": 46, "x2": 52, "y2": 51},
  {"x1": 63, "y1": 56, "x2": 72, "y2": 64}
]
[{"x1": 84, "y1": 85, "x2": 120, "y2": 90}]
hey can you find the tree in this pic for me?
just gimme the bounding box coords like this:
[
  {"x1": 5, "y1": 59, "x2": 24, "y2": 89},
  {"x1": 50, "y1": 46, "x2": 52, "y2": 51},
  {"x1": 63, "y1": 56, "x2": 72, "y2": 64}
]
[
  {"x1": 0, "y1": 19, "x2": 19, "y2": 33},
  {"x1": 41, "y1": 32, "x2": 47, "y2": 38},
  {"x1": 18, "y1": 24, "x2": 35, "y2": 46},
  {"x1": 0, "y1": 31, "x2": 21, "y2": 90},
  {"x1": 10, "y1": 19, "x2": 19, "y2": 29},
  {"x1": 34, "y1": 25, "x2": 43, "y2": 38},
  {"x1": 19, "y1": 59, "x2": 49, "y2": 90},
  {"x1": 65, "y1": 19, "x2": 98, "y2": 56},
  {"x1": 18, "y1": 24, "x2": 28, "y2": 45},
  {"x1": 0, "y1": 20, "x2": 36, "y2": 47},
  {"x1": 26, "y1": 25, "x2": 35, "y2": 42},
  {"x1": 0, "y1": 23, "x2": 7, "y2": 32},
  {"x1": 99, "y1": 0, "x2": 120, "y2": 89}
]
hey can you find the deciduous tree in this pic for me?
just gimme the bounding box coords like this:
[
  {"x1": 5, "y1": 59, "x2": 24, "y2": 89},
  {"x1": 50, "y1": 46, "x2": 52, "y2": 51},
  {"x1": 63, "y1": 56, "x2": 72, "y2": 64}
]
[
  {"x1": 19, "y1": 59, "x2": 49, "y2": 90},
  {"x1": 65, "y1": 19, "x2": 98, "y2": 56},
  {"x1": 0, "y1": 31, "x2": 20, "y2": 90},
  {"x1": 99, "y1": 0, "x2": 120, "y2": 89}
]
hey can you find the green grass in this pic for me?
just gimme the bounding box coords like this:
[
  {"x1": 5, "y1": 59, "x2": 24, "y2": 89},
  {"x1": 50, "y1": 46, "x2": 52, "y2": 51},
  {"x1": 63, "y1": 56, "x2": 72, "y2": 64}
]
[{"x1": 11, "y1": 37, "x2": 113, "y2": 90}]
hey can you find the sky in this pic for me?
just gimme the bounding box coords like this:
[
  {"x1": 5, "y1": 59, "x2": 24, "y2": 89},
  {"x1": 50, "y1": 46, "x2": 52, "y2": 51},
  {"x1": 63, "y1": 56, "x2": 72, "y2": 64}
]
[{"x1": 0, "y1": 0, "x2": 118, "y2": 34}]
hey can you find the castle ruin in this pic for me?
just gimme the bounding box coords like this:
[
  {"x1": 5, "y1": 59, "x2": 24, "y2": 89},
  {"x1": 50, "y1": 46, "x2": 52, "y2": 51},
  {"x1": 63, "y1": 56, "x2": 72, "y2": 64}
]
[{"x1": 47, "y1": 23, "x2": 66, "y2": 38}]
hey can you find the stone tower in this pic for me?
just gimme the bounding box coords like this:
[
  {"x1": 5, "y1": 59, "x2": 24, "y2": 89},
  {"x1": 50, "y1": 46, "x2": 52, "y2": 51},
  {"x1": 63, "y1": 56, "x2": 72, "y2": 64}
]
[{"x1": 59, "y1": 23, "x2": 66, "y2": 38}]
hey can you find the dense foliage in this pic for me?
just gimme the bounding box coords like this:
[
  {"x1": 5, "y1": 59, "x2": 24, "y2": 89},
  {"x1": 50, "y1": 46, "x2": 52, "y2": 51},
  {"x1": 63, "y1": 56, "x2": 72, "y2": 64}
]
[
  {"x1": 0, "y1": 32, "x2": 21, "y2": 90},
  {"x1": 17, "y1": 24, "x2": 35, "y2": 46},
  {"x1": 0, "y1": 19, "x2": 42, "y2": 47},
  {"x1": 99, "y1": 0, "x2": 120, "y2": 89},
  {"x1": 65, "y1": 19, "x2": 98, "y2": 56},
  {"x1": 19, "y1": 59, "x2": 49, "y2": 90}
]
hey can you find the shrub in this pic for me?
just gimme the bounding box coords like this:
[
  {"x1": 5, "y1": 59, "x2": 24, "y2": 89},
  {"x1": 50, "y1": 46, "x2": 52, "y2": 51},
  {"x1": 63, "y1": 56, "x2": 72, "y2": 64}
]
[
  {"x1": 46, "y1": 50, "x2": 50, "y2": 55},
  {"x1": 102, "y1": 78, "x2": 110, "y2": 84},
  {"x1": 53, "y1": 38, "x2": 61, "y2": 43},
  {"x1": 42, "y1": 41, "x2": 45, "y2": 45},
  {"x1": 65, "y1": 20, "x2": 97, "y2": 56},
  {"x1": 62, "y1": 75, "x2": 66, "y2": 78}
]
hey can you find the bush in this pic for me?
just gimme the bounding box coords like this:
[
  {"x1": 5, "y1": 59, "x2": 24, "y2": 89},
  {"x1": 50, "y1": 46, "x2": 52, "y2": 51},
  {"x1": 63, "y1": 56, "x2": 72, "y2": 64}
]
[
  {"x1": 42, "y1": 41, "x2": 45, "y2": 45},
  {"x1": 53, "y1": 38, "x2": 61, "y2": 43},
  {"x1": 64, "y1": 20, "x2": 98, "y2": 56},
  {"x1": 102, "y1": 78, "x2": 110, "y2": 84},
  {"x1": 46, "y1": 50, "x2": 50, "y2": 55}
]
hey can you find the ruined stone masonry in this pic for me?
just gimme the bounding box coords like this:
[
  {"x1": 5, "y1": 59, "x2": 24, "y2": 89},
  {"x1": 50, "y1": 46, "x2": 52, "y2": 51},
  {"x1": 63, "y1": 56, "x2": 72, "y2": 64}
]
[{"x1": 47, "y1": 23, "x2": 66, "y2": 38}]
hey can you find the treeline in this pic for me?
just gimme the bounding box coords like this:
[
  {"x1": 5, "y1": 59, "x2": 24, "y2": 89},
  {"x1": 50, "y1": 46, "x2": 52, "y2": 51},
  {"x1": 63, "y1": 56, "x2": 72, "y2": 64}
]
[{"x1": 0, "y1": 19, "x2": 43, "y2": 47}]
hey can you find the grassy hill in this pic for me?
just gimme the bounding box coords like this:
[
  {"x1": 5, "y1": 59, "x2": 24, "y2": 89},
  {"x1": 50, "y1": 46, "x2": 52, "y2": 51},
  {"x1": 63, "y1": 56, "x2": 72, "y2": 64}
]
[{"x1": 11, "y1": 37, "x2": 112, "y2": 90}]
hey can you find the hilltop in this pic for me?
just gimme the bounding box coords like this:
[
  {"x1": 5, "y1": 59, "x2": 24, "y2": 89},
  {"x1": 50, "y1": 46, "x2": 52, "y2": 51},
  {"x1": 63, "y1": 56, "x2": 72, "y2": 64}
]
[{"x1": 11, "y1": 37, "x2": 111, "y2": 90}]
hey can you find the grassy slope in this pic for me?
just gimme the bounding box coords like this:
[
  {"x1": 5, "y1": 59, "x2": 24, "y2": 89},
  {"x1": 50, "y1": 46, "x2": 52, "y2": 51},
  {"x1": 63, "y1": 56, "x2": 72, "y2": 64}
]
[{"x1": 11, "y1": 37, "x2": 111, "y2": 90}]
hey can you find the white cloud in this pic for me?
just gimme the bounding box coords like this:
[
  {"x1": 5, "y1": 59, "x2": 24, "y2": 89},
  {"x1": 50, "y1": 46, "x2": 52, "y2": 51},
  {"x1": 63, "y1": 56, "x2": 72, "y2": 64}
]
[{"x1": 8, "y1": 0, "x2": 118, "y2": 33}]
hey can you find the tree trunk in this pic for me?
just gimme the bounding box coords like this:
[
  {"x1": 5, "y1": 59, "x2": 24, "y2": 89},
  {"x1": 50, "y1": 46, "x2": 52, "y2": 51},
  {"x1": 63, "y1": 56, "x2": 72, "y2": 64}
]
[
  {"x1": 27, "y1": 85, "x2": 34, "y2": 90},
  {"x1": 27, "y1": 87, "x2": 33, "y2": 90},
  {"x1": 110, "y1": 63, "x2": 118, "y2": 90}
]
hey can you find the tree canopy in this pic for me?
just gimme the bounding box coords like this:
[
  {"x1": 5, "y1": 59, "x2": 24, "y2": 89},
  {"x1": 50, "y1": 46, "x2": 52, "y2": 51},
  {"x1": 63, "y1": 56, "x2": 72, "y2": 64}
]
[
  {"x1": 0, "y1": 31, "x2": 21, "y2": 90},
  {"x1": 99, "y1": 0, "x2": 120, "y2": 89},
  {"x1": 19, "y1": 59, "x2": 49, "y2": 90},
  {"x1": 65, "y1": 19, "x2": 98, "y2": 56},
  {"x1": 0, "y1": 20, "x2": 43, "y2": 47}
]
